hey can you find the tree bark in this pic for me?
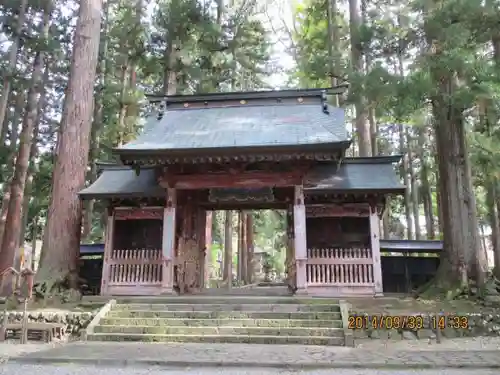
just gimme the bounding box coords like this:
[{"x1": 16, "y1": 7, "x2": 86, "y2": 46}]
[
  {"x1": 83, "y1": 0, "x2": 110, "y2": 241},
  {"x1": 164, "y1": 37, "x2": 179, "y2": 96},
  {"x1": 36, "y1": 0, "x2": 102, "y2": 291},
  {"x1": 348, "y1": 0, "x2": 371, "y2": 156},
  {"x1": 399, "y1": 124, "x2": 413, "y2": 240},
  {"x1": 326, "y1": 0, "x2": 340, "y2": 106},
  {"x1": 19, "y1": 65, "x2": 49, "y2": 247},
  {"x1": 31, "y1": 215, "x2": 38, "y2": 270},
  {"x1": 419, "y1": 126, "x2": 435, "y2": 239},
  {"x1": 0, "y1": 92, "x2": 24, "y2": 248},
  {"x1": 0, "y1": 4, "x2": 51, "y2": 287},
  {"x1": 487, "y1": 182, "x2": 500, "y2": 278},
  {"x1": 407, "y1": 128, "x2": 421, "y2": 240},
  {"x1": 223, "y1": 210, "x2": 233, "y2": 287},
  {"x1": 428, "y1": 74, "x2": 485, "y2": 293},
  {"x1": 0, "y1": 0, "x2": 28, "y2": 143}
]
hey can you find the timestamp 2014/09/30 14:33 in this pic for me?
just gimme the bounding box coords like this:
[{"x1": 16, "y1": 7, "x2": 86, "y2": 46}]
[{"x1": 347, "y1": 314, "x2": 470, "y2": 331}]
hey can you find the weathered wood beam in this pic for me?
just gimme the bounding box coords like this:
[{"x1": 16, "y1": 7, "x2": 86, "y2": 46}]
[
  {"x1": 369, "y1": 204, "x2": 383, "y2": 296},
  {"x1": 100, "y1": 213, "x2": 114, "y2": 296},
  {"x1": 161, "y1": 189, "x2": 176, "y2": 293},
  {"x1": 293, "y1": 185, "x2": 307, "y2": 294},
  {"x1": 114, "y1": 207, "x2": 163, "y2": 220},
  {"x1": 160, "y1": 171, "x2": 303, "y2": 189},
  {"x1": 305, "y1": 203, "x2": 371, "y2": 218}
]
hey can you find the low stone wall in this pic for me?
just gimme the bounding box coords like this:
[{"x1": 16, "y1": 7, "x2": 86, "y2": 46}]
[
  {"x1": 349, "y1": 312, "x2": 500, "y2": 340},
  {"x1": 0, "y1": 311, "x2": 96, "y2": 338}
]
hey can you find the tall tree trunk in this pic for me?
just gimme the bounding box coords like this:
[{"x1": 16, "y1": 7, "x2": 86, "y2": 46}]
[
  {"x1": 360, "y1": 0, "x2": 378, "y2": 156},
  {"x1": 326, "y1": 0, "x2": 340, "y2": 106},
  {"x1": 223, "y1": 210, "x2": 233, "y2": 287},
  {"x1": 117, "y1": 65, "x2": 129, "y2": 146},
  {"x1": 487, "y1": 182, "x2": 500, "y2": 278},
  {"x1": 348, "y1": 0, "x2": 371, "y2": 156},
  {"x1": 164, "y1": 37, "x2": 179, "y2": 96},
  {"x1": 19, "y1": 65, "x2": 50, "y2": 247},
  {"x1": 83, "y1": 0, "x2": 110, "y2": 241},
  {"x1": 0, "y1": 92, "x2": 24, "y2": 248},
  {"x1": 427, "y1": 74, "x2": 485, "y2": 293},
  {"x1": 0, "y1": 0, "x2": 28, "y2": 143},
  {"x1": 0, "y1": 4, "x2": 51, "y2": 286},
  {"x1": 382, "y1": 200, "x2": 391, "y2": 238},
  {"x1": 399, "y1": 124, "x2": 413, "y2": 240},
  {"x1": 489, "y1": 16, "x2": 500, "y2": 279},
  {"x1": 419, "y1": 126, "x2": 435, "y2": 239},
  {"x1": 31, "y1": 215, "x2": 38, "y2": 270},
  {"x1": 407, "y1": 128, "x2": 421, "y2": 240},
  {"x1": 36, "y1": 0, "x2": 102, "y2": 291}
]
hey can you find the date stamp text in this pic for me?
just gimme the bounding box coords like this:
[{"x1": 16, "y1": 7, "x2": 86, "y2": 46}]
[{"x1": 348, "y1": 314, "x2": 469, "y2": 331}]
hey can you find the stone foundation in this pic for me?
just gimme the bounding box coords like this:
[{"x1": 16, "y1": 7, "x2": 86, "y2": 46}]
[
  {"x1": 349, "y1": 312, "x2": 500, "y2": 340},
  {"x1": 0, "y1": 311, "x2": 96, "y2": 338}
]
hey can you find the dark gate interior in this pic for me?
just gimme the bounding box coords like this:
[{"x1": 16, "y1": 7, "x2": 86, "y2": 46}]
[
  {"x1": 113, "y1": 219, "x2": 163, "y2": 250},
  {"x1": 306, "y1": 217, "x2": 370, "y2": 248}
]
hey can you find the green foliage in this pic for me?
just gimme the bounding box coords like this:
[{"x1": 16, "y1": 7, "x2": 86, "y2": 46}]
[{"x1": 0, "y1": 0, "x2": 273, "y2": 249}]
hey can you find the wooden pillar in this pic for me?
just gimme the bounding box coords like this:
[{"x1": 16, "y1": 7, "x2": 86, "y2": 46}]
[
  {"x1": 293, "y1": 186, "x2": 307, "y2": 294},
  {"x1": 196, "y1": 207, "x2": 207, "y2": 289},
  {"x1": 241, "y1": 212, "x2": 248, "y2": 284},
  {"x1": 237, "y1": 211, "x2": 243, "y2": 282},
  {"x1": 369, "y1": 205, "x2": 383, "y2": 296},
  {"x1": 285, "y1": 206, "x2": 295, "y2": 289},
  {"x1": 205, "y1": 211, "x2": 213, "y2": 287},
  {"x1": 100, "y1": 209, "x2": 114, "y2": 296},
  {"x1": 161, "y1": 188, "x2": 176, "y2": 294}
]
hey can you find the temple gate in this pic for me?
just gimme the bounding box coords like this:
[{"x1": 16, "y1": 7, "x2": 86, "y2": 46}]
[{"x1": 79, "y1": 89, "x2": 405, "y2": 297}]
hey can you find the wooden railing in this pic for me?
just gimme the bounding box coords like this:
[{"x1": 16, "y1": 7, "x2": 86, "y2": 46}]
[
  {"x1": 306, "y1": 248, "x2": 374, "y2": 286},
  {"x1": 107, "y1": 249, "x2": 162, "y2": 286}
]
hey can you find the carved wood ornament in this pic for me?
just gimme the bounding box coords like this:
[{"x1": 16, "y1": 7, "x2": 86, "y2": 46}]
[
  {"x1": 114, "y1": 208, "x2": 163, "y2": 220},
  {"x1": 305, "y1": 203, "x2": 371, "y2": 218},
  {"x1": 159, "y1": 171, "x2": 304, "y2": 190}
]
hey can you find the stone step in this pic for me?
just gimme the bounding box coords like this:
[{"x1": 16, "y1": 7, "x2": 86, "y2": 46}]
[
  {"x1": 93, "y1": 325, "x2": 344, "y2": 337},
  {"x1": 113, "y1": 304, "x2": 341, "y2": 313},
  {"x1": 86, "y1": 332, "x2": 345, "y2": 346},
  {"x1": 99, "y1": 317, "x2": 344, "y2": 328},
  {"x1": 192, "y1": 286, "x2": 292, "y2": 296},
  {"x1": 106, "y1": 310, "x2": 342, "y2": 320},
  {"x1": 106, "y1": 296, "x2": 340, "y2": 305}
]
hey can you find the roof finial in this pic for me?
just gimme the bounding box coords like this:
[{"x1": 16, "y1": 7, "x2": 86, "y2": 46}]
[
  {"x1": 157, "y1": 100, "x2": 166, "y2": 120},
  {"x1": 321, "y1": 90, "x2": 329, "y2": 114}
]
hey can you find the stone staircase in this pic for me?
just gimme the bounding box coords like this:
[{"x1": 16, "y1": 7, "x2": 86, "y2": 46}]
[{"x1": 85, "y1": 296, "x2": 347, "y2": 345}]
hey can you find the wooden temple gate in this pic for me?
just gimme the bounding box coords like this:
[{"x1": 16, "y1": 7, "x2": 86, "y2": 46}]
[
  {"x1": 78, "y1": 88, "x2": 404, "y2": 297},
  {"x1": 99, "y1": 194, "x2": 384, "y2": 297}
]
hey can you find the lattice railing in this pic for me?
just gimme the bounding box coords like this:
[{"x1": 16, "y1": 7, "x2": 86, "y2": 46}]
[
  {"x1": 306, "y1": 248, "x2": 374, "y2": 286},
  {"x1": 107, "y1": 249, "x2": 162, "y2": 285}
]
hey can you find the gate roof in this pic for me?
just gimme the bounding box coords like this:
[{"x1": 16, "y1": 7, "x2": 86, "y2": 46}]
[{"x1": 79, "y1": 156, "x2": 404, "y2": 199}]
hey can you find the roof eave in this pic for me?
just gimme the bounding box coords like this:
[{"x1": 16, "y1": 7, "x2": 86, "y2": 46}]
[
  {"x1": 78, "y1": 192, "x2": 165, "y2": 200},
  {"x1": 305, "y1": 187, "x2": 406, "y2": 195},
  {"x1": 343, "y1": 155, "x2": 403, "y2": 164},
  {"x1": 113, "y1": 141, "x2": 352, "y2": 159}
]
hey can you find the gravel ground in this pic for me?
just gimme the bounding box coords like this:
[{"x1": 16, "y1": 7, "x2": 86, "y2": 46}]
[{"x1": 0, "y1": 364, "x2": 500, "y2": 375}]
